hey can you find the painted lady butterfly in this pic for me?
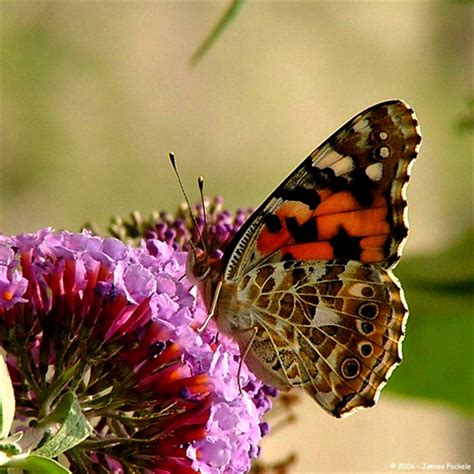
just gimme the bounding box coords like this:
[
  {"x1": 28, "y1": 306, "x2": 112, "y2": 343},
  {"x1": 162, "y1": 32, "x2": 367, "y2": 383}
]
[{"x1": 188, "y1": 100, "x2": 422, "y2": 417}]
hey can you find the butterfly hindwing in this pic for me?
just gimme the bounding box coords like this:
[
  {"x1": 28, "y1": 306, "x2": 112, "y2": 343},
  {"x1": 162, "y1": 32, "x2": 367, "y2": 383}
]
[{"x1": 227, "y1": 260, "x2": 407, "y2": 417}]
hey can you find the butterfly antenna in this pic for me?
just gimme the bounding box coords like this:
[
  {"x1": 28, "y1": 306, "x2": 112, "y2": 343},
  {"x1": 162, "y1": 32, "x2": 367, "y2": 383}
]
[
  {"x1": 197, "y1": 176, "x2": 209, "y2": 246},
  {"x1": 169, "y1": 152, "x2": 207, "y2": 252}
]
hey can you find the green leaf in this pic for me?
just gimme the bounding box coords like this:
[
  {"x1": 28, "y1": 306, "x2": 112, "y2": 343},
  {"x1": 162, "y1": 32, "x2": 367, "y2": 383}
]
[
  {"x1": 387, "y1": 230, "x2": 474, "y2": 414},
  {"x1": 3, "y1": 453, "x2": 71, "y2": 473},
  {"x1": 387, "y1": 286, "x2": 473, "y2": 414},
  {"x1": 0, "y1": 436, "x2": 21, "y2": 456},
  {"x1": 34, "y1": 393, "x2": 91, "y2": 458},
  {"x1": 397, "y1": 229, "x2": 474, "y2": 289},
  {"x1": 455, "y1": 95, "x2": 474, "y2": 133},
  {"x1": 191, "y1": 0, "x2": 246, "y2": 65},
  {"x1": 0, "y1": 354, "x2": 15, "y2": 439}
]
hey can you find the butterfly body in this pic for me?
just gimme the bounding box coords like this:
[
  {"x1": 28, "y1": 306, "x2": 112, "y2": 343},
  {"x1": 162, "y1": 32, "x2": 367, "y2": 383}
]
[{"x1": 188, "y1": 100, "x2": 421, "y2": 418}]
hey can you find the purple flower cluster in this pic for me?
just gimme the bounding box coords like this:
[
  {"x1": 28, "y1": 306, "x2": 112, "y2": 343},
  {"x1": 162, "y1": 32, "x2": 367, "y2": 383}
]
[
  {"x1": 109, "y1": 197, "x2": 253, "y2": 258},
  {"x1": 185, "y1": 323, "x2": 272, "y2": 474},
  {"x1": 0, "y1": 227, "x2": 272, "y2": 473}
]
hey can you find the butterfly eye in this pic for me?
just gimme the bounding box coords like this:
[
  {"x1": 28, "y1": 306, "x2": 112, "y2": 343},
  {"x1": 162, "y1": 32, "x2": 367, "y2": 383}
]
[{"x1": 193, "y1": 261, "x2": 210, "y2": 280}]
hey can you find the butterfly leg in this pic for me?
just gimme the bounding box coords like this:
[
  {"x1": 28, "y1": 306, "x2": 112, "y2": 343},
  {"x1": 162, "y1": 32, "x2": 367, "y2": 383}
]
[
  {"x1": 197, "y1": 280, "x2": 223, "y2": 333},
  {"x1": 236, "y1": 326, "x2": 258, "y2": 394}
]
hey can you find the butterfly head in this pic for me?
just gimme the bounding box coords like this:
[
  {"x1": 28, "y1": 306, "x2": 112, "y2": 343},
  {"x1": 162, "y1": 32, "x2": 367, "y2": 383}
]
[
  {"x1": 168, "y1": 153, "x2": 218, "y2": 283},
  {"x1": 187, "y1": 242, "x2": 223, "y2": 278},
  {"x1": 186, "y1": 244, "x2": 224, "y2": 313},
  {"x1": 187, "y1": 245, "x2": 211, "y2": 281}
]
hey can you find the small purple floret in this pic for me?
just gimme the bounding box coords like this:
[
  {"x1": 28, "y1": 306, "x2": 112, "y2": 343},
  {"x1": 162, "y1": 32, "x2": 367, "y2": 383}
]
[{"x1": 0, "y1": 226, "x2": 273, "y2": 473}]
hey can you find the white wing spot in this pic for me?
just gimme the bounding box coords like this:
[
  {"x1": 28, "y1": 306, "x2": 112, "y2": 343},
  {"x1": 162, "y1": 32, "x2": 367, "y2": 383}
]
[
  {"x1": 366, "y1": 162, "x2": 383, "y2": 181},
  {"x1": 349, "y1": 282, "x2": 375, "y2": 297},
  {"x1": 379, "y1": 131, "x2": 388, "y2": 140},
  {"x1": 378, "y1": 146, "x2": 390, "y2": 159},
  {"x1": 313, "y1": 148, "x2": 344, "y2": 169},
  {"x1": 330, "y1": 155, "x2": 354, "y2": 176},
  {"x1": 311, "y1": 305, "x2": 341, "y2": 327}
]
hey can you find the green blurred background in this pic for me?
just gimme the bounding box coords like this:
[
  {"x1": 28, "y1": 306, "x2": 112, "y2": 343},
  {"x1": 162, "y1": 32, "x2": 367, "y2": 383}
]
[{"x1": 1, "y1": 2, "x2": 472, "y2": 472}]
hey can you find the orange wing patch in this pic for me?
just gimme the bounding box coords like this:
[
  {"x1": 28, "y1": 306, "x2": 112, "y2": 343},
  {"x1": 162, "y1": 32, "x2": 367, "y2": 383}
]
[
  {"x1": 316, "y1": 207, "x2": 388, "y2": 240},
  {"x1": 256, "y1": 190, "x2": 390, "y2": 264},
  {"x1": 283, "y1": 241, "x2": 335, "y2": 260},
  {"x1": 314, "y1": 190, "x2": 360, "y2": 216},
  {"x1": 257, "y1": 201, "x2": 312, "y2": 255}
]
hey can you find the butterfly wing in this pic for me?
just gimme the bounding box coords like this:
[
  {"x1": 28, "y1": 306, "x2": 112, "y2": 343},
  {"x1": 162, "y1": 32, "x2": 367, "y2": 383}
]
[
  {"x1": 222, "y1": 100, "x2": 421, "y2": 279},
  {"x1": 224, "y1": 259, "x2": 407, "y2": 417},
  {"x1": 216, "y1": 100, "x2": 421, "y2": 417}
]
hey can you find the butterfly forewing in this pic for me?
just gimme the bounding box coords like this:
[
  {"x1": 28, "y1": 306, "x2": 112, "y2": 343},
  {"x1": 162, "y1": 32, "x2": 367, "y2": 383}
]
[
  {"x1": 209, "y1": 100, "x2": 421, "y2": 417},
  {"x1": 223, "y1": 100, "x2": 421, "y2": 279}
]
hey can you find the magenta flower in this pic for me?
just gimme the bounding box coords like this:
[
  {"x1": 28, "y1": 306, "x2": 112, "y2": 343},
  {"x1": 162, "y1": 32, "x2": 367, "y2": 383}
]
[
  {"x1": 108, "y1": 197, "x2": 252, "y2": 258},
  {"x1": 0, "y1": 223, "x2": 273, "y2": 473}
]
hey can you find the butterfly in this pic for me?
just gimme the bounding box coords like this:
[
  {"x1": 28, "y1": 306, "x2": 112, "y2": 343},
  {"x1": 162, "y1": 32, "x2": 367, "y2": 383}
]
[{"x1": 187, "y1": 100, "x2": 422, "y2": 418}]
